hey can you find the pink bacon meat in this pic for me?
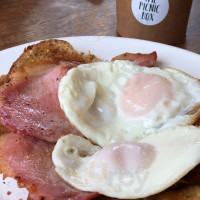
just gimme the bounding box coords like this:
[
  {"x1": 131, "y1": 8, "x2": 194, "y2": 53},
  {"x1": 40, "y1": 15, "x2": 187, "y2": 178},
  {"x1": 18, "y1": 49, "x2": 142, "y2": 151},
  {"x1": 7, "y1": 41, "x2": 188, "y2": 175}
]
[
  {"x1": 0, "y1": 62, "x2": 82, "y2": 142},
  {"x1": 1, "y1": 133, "x2": 98, "y2": 200},
  {"x1": 112, "y1": 51, "x2": 157, "y2": 67}
]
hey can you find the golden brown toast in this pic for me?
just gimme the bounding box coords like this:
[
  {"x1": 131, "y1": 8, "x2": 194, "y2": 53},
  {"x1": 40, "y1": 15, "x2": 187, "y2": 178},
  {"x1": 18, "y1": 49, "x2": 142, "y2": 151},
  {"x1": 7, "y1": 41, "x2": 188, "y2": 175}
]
[{"x1": 9, "y1": 39, "x2": 100, "y2": 75}]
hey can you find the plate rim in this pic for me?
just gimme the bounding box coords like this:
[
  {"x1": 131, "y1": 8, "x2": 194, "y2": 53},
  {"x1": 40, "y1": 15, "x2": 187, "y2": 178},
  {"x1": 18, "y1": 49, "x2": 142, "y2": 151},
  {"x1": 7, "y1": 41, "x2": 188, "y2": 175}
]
[{"x1": 0, "y1": 36, "x2": 199, "y2": 58}]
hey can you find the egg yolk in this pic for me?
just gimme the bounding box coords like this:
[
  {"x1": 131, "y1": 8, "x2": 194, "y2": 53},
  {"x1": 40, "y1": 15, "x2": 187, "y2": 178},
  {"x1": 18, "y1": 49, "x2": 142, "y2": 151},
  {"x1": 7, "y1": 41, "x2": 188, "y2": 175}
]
[
  {"x1": 92, "y1": 142, "x2": 155, "y2": 172},
  {"x1": 120, "y1": 73, "x2": 172, "y2": 117}
]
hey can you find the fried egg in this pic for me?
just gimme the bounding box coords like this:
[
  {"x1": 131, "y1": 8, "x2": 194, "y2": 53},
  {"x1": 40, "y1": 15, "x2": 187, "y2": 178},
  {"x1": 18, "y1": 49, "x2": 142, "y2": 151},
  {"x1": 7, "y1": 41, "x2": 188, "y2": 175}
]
[
  {"x1": 52, "y1": 126, "x2": 200, "y2": 199},
  {"x1": 59, "y1": 61, "x2": 200, "y2": 147}
]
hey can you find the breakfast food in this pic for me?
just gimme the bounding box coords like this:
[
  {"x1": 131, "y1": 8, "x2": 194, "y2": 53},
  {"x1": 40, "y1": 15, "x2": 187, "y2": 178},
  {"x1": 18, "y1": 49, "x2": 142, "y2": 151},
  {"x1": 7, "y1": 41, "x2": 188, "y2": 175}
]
[
  {"x1": 0, "y1": 39, "x2": 200, "y2": 200},
  {"x1": 0, "y1": 39, "x2": 101, "y2": 200},
  {"x1": 0, "y1": 41, "x2": 156, "y2": 143},
  {"x1": 112, "y1": 51, "x2": 157, "y2": 67},
  {"x1": 53, "y1": 126, "x2": 200, "y2": 199},
  {"x1": 0, "y1": 40, "x2": 99, "y2": 142},
  {"x1": 0, "y1": 133, "x2": 98, "y2": 200},
  {"x1": 59, "y1": 60, "x2": 200, "y2": 147}
]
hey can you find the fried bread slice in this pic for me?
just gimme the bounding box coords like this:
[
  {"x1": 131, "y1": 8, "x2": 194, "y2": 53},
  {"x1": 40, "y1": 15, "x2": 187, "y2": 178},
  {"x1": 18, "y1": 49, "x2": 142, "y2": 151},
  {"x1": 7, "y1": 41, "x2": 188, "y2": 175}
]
[{"x1": 9, "y1": 39, "x2": 100, "y2": 75}]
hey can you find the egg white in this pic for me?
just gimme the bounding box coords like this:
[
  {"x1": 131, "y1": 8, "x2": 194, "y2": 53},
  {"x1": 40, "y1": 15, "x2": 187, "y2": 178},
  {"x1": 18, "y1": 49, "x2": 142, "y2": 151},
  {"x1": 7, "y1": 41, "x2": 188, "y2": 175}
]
[
  {"x1": 52, "y1": 126, "x2": 200, "y2": 199},
  {"x1": 59, "y1": 61, "x2": 200, "y2": 147}
]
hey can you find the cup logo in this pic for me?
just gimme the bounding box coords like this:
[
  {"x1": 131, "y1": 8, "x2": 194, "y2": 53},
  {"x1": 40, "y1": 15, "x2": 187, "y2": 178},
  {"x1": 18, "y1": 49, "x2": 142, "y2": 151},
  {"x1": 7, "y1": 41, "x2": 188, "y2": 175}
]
[{"x1": 132, "y1": 0, "x2": 169, "y2": 26}]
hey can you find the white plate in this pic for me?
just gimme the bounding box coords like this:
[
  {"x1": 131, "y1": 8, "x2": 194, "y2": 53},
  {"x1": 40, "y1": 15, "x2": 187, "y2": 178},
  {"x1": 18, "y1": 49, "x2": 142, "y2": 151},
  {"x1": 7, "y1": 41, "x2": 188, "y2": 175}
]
[{"x1": 0, "y1": 36, "x2": 200, "y2": 200}]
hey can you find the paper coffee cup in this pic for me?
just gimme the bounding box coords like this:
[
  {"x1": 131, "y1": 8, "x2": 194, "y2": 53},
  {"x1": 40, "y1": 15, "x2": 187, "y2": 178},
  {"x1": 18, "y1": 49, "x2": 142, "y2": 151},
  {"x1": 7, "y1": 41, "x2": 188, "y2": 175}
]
[{"x1": 116, "y1": 0, "x2": 193, "y2": 44}]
